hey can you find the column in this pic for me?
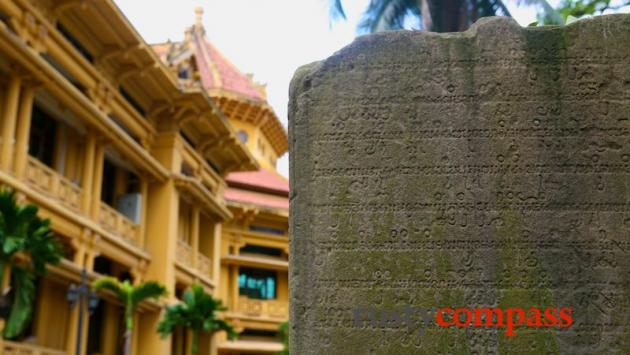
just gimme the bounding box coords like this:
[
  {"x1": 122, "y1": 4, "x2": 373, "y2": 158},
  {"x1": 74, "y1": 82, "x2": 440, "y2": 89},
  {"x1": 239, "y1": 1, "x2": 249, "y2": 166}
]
[
  {"x1": 13, "y1": 85, "x2": 35, "y2": 178},
  {"x1": 137, "y1": 132, "x2": 181, "y2": 354},
  {"x1": 230, "y1": 266, "x2": 239, "y2": 310},
  {"x1": 91, "y1": 144, "x2": 105, "y2": 219},
  {"x1": 191, "y1": 206, "x2": 200, "y2": 269},
  {"x1": 80, "y1": 134, "x2": 96, "y2": 213},
  {"x1": 101, "y1": 302, "x2": 120, "y2": 355},
  {"x1": 138, "y1": 178, "x2": 148, "y2": 247},
  {"x1": 212, "y1": 222, "x2": 222, "y2": 296},
  {"x1": 1, "y1": 76, "x2": 22, "y2": 170}
]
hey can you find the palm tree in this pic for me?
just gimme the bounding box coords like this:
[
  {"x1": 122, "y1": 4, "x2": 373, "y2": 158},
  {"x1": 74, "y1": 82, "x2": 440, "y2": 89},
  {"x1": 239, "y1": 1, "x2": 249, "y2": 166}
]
[
  {"x1": 157, "y1": 284, "x2": 235, "y2": 355},
  {"x1": 0, "y1": 188, "x2": 62, "y2": 338},
  {"x1": 330, "y1": 0, "x2": 562, "y2": 33},
  {"x1": 92, "y1": 277, "x2": 167, "y2": 355},
  {"x1": 277, "y1": 321, "x2": 289, "y2": 355},
  {"x1": 556, "y1": 0, "x2": 630, "y2": 21}
]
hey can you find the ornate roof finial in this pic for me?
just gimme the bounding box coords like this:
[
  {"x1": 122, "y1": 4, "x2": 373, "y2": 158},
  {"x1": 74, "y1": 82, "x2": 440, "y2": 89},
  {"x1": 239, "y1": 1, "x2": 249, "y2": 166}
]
[{"x1": 194, "y1": 7, "x2": 204, "y2": 30}]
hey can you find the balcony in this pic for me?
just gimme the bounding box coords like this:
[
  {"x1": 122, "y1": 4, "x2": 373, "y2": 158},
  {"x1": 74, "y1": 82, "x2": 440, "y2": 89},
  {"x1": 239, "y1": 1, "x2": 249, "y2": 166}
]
[
  {"x1": 237, "y1": 296, "x2": 288, "y2": 319},
  {"x1": 197, "y1": 252, "x2": 212, "y2": 277},
  {"x1": 176, "y1": 239, "x2": 194, "y2": 268},
  {"x1": 176, "y1": 240, "x2": 213, "y2": 279},
  {"x1": 25, "y1": 156, "x2": 81, "y2": 212},
  {"x1": 98, "y1": 202, "x2": 139, "y2": 245},
  {"x1": 2, "y1": 340, "x2": 66, "y2": 355}
]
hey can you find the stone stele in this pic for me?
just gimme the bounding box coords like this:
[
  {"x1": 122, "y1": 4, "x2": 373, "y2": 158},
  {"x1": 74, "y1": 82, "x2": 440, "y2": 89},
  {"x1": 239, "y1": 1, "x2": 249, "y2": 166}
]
[{"x1": 289, "y1": 15, "x2": 630, "y2": 354}]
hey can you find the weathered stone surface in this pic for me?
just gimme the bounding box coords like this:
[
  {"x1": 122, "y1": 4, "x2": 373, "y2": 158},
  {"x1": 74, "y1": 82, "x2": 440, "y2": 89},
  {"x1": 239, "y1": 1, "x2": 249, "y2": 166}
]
[{"x1": 289, "y1": 15, "x2": 630, "y2": 354}]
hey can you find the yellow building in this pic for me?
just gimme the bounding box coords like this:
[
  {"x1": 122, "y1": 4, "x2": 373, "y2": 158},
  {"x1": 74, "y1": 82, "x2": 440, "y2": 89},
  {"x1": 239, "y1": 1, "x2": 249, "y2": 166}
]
[{"x1": 0, "y1": 1, "x2": 288, "y2": 354}]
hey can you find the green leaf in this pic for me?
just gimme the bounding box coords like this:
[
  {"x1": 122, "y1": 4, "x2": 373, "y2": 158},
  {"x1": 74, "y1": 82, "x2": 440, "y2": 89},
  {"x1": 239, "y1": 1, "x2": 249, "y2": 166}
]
[
  {"x1": 157, "y1": 283, "x2": 234, "y2": 342},
  {"x1": 3, "y1": 237, "x2": 22, "y2": 254},
  {"x1": 3, "y1": 266, "x2": 35, "y2": 339},
  {"x1": 130, "y1": 281, "x2": 167, "y2": 307}
]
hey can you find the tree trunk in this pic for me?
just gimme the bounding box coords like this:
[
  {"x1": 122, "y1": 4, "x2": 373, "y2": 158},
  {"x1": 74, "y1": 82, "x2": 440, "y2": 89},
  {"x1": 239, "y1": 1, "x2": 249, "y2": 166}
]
[
  {"x1": 191, "y1": 330, "x2": 199, "y2": 355},
  {"x1": 419, "y1": 0, "x2": 433, "y2": 31},
  {"x1": 124, "y1": 329, "x2": 132, "y2": 355},
  {"x1": 0, "y1": 261, "x2": 11, "y2": 320},
  {"x1": 436, "y1": 0, "x2": 468, "y2": 32},
  {"x1": 124, "y1": 311, "x2": 133, "y2": 355}
]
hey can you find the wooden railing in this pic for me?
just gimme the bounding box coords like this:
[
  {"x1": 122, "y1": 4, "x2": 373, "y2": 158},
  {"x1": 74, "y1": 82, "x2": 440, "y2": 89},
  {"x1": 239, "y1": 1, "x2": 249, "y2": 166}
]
[
  {"x1": 2, "y1": 340, "x2": 66, "y2": 355},
  {"x1": 197, "y1": 253, "x2": 212, "y2": 277},
  {"x1": 25, "y1": 156, "x2": 81, "y2": 211},
  {"x1": 176, "y1": 239, "x2": 193, "y2": 268},
  {"x1": 98, "y1": 202, "x2": 139, "y2": 245},
  {"x1": 237, "y1": 297, "x2": 288, "y2": 319}
]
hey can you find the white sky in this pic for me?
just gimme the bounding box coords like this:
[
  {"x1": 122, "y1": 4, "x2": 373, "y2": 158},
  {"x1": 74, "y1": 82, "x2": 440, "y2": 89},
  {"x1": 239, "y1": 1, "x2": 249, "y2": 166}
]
[{"x1": 113, "y1": 0, "x2": 563, "y2": 177}]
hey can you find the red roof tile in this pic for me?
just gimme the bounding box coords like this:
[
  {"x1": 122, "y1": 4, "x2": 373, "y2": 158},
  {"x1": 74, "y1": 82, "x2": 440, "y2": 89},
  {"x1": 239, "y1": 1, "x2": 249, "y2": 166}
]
[
  {"x1": 224, "y1": 187, "x2": 288, "y2": 210},
  {"x1": 193, "y1": 32, "x2": 265, "y2": 101},
  {"x1": 226, "y1": 168, "x2": 289, "y2": 195}
]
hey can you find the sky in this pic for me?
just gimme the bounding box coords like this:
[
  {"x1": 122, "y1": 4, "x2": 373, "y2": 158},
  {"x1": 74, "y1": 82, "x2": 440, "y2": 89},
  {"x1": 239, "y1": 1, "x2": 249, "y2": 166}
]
[{"x1": 113, "y1": 0, "x2": 572, "y2": 177}]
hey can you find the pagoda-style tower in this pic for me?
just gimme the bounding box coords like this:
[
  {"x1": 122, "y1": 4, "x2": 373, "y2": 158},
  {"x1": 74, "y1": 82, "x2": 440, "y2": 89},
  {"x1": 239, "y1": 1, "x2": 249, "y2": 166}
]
[{"x1": 153, "y1": 8, "x2": 289, "y2": 355}]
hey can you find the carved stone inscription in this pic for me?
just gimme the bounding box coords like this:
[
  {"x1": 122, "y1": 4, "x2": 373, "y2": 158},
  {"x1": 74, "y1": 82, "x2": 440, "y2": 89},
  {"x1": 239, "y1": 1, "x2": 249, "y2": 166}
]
[{"x1": 290, "y1": 16, "x2": 630, "y2": 354}]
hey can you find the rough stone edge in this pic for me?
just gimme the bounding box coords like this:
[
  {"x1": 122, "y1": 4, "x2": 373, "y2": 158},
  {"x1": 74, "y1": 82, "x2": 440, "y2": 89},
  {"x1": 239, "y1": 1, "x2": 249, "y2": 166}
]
[{"x1": 287, "y1": 13, "x2": 630, "y2": 353}]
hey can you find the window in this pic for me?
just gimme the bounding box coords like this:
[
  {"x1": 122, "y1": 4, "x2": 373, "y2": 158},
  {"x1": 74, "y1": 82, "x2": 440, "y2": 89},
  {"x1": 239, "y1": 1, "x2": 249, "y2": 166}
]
[
  {"x1": 56, "y1": 23, "x2": 93, "y2": 63},
  {"x1": 238, "y1": 268, "x2": 277, "y2": 300},
  {"x1": 240, "y1": 328, "x2": 279, "y2": 339},
  {"x1": 29, "y1": 106, "x2": 57, "y2": 167},
  {"x1": 249, "y1": 225, "x2": 285, "y2": 236},
  {"x1": 178, "y1": 67, "x2": 189, "y2": 79},
  {"x1": 240, "y1": 244, "x2": 283, "y2": 257},
  {"x1": 100, "y1": 159, "x2": 117, "y2": 206},
  {"x1": 237, "y1": 130, "x2": 248, "y2": 143}
]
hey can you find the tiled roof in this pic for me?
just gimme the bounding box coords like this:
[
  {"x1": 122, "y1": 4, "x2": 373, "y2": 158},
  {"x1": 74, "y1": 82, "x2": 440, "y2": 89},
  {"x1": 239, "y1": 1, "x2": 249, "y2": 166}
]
[
  {"x1": 224, "y1": 187, "x2": 288, "y2": 210},
  {"x1": 226, "y1": 168, "x2": 289, "y2": 195},
  {"x1": 193, "y1": 32, "x2": 265, "y2": 102}
]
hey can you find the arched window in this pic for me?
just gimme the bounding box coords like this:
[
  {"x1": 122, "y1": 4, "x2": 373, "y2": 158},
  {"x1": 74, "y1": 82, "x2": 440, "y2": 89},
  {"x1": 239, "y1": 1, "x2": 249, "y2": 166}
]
[{"x1": 237, "y1": 130, "x2": 248, "y2": 143}]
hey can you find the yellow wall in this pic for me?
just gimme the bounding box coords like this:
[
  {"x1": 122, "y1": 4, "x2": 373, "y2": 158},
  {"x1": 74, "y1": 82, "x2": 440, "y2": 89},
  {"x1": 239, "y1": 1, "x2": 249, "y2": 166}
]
[{"x1": 0, "y1": 1, "x2": 288, "y2": 354}]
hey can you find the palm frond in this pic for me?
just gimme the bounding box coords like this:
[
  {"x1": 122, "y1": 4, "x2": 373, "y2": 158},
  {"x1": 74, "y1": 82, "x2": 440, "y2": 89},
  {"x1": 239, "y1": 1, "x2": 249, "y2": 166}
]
[
  {"x1": 24, "y1": 217, "x2": 61, "y2": 276},
  {"x1": 93, "y1": 276, "x2": 126, "y2": 301},
  {"x1": 3, "y1": 266, "x2": 35, "y2": 339},
  {"x1": 489, "y1": 0, "x2": 512, "y2": 16},
  {"x1": 130, "y1": 281, "x2": 167, "y2": 306},
  {"x1": 357, "y1": 0, "x2": 421, "y2": 33},
  {"x1": 208, "y1": 318, "x2": 236, "y2": 339},
  {"x1": 157, "y1": 283, "x2": 233, "y2": 340},
  {"x1": 330, "y1": 0, "x2": 347, "y2": 21}
]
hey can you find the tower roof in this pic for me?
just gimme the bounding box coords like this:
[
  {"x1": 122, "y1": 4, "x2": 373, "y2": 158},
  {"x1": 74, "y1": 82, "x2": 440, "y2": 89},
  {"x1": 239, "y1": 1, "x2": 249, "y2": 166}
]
[
  {"x1": 193, "y1": 32, "x2": 266, "y2": 102},
  {"x1": 151, "y1": 8, "x2": 288, "y2": 156}
]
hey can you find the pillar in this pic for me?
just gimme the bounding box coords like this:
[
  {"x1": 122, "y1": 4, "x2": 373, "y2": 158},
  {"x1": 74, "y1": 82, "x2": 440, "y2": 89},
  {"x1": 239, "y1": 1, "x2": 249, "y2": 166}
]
[
  {"x1": 101, "y1": 302, "x2": 120, "y2": 355},
  {"x1": 137, "y1": 132, "x2": 181, "y2": 354},
  {"x1": 1, "y1": 76, "x2": 22, "y2": 170},
  {"x1": 139, "y1": 177, "x2": 148, "y2": 247},
  {"x1": 191, "y1": 206, "x2": 200, "y2": 269},
  {"x1": 230, "y1": 266, "x2": 239, "y2": 310},
  {"x1": 13, "y1": 85, "x2": 35, "y2": 178},
  {"x1": 137, "y1": 179, "x2": 179, "y2": 354},
  {"x1": 80, "y1": 134, "x2": 96, "y2": 213},
  {"x1": 91, "y1": 144, "x2": 105, "y2": 219},
  {"x1": 212, "y1": 223, "x2": 222, "y2": 296}
]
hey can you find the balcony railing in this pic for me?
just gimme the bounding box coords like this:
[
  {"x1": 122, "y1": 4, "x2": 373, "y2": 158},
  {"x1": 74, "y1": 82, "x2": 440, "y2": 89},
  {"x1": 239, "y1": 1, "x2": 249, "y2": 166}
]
[
  {"x1": 237, "y1": 297, "x2": 288, "y2": 319},
  {"x1": 98, "y1": 202, "x2": 139, "y2": 245},
  {"x1": 2, "y1": 340, "x2": 66, "y2": 355},
  {"x1": 197, "y1": 253, "x2": 212, "y2": 277},
  {"x1": 176, "y1": 239, "x2": 193, "y2": 268},
  {"x1": 25, "y1": 156, "x2": 81, "y2": 212}
]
